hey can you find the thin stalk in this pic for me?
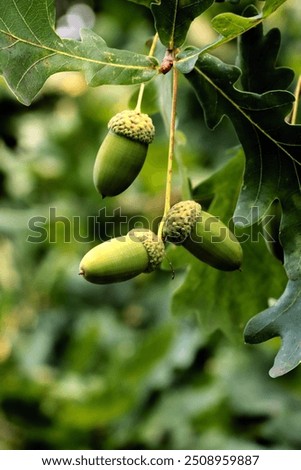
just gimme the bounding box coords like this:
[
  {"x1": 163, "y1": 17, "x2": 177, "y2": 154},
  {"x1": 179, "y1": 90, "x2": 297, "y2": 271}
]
[
  {"x1": 290, "y1": 75, "x2": 301, "y2": 125},
  {"x1": 135, "y1": 83, "x2": 145, "y2": 113},
  {"x1": 135, "y1": 33, "x2": 159, "y2": 113},
  {"x1": 158, "y1": 64, "x2": 179, "y2": 240}
]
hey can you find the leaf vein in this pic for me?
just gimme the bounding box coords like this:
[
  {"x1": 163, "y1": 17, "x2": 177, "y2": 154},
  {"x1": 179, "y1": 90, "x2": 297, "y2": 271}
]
[
  {"x1": 0, "y1": 29, "x2": 155, "y2": 71},
  {"x1": 12, "y1": 0, "x2": 43, "y2": 46},
  {"x1": 194, "y1": 64, "x2": 301, "y2": 171},
  {"x1": 15, "y1": 52, "x2": 57, "y2": 90}
]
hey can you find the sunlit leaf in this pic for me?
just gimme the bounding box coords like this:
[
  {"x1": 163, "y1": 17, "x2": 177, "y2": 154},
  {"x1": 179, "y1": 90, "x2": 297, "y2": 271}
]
[
  {"x1": 176, "y1": 0, "x2": 288, "y2": 70},
  {"x1": 0, "y1": 0, "x2": 158, "y2": 105},
  {"x1": 211, "y1": 0, "x2": 287, "y2": 42}
]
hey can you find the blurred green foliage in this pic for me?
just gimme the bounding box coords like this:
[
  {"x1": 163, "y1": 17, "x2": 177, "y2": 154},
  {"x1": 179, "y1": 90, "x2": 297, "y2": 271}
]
[{"x1": 0, "y1": 0, "x2": 301, "y2": 450}]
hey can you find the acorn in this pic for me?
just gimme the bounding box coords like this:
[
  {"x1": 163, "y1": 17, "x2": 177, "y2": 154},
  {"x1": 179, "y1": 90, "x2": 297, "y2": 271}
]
[
  {"x1": 93, "y1": 110, "x2": 155, "y2": 197},
  {"x1": 163, "y1": 200, "x2": 243, "y2": 271},
  {"x1": 79, "y1": 228, "x2": 165, "y2": 284}
]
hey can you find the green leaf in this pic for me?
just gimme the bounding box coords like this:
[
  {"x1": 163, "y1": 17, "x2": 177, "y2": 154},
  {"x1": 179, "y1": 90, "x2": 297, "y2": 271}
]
[
  {"x1": 211, "y1": 0, "x2": 287, "y2": 39},
  {"x1": 127, "y1": 0, "x2": 159, "y2": 6},
  {"x1": 244, "y1": 280, "x2": 301, "y2": 378},
  {"x1": 169, "y1": 152, "x2": 287, "y2": 341},
  {"x1": 234, "y1": 15, "x2": 301, "y2": 377},
  {"x1": 176, "y1": 0, "x2": 288, "y2": 69},
  {"x1": 211, "y1": 10, "x2": 261, "y2": 39},
  {"x1": 184, "y1": 37, "x2": 301, "y2": 377},
  {"x1": 237, "y1": 5, "x2": 294, "y2": 93},
  {"x1": 151, "y1": 0, "x2": 214, "y2": 49},
  {"x1": 184, "y1": 53, "x2": 299, "y2": 225},
  {"x1": 262, "y1": 0, "x2": 288, "y2": 16},
  {"x1": 0, "y1": 0, "x2": 158, "y2": 105}
]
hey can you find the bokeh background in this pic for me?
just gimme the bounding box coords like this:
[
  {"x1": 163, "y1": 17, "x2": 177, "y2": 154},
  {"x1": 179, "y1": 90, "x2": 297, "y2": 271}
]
[{"x1": 1, "y1": 0, "x2": 301, "y2": 450}]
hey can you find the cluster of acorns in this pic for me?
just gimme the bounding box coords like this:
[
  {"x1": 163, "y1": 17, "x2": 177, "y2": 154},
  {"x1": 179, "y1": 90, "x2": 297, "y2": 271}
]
[{"x1": 79, "y1": 110, "x2": 243, "y2": 284}]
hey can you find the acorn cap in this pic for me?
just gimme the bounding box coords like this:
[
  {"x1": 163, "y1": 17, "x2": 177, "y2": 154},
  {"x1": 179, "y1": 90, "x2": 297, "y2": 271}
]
[
  {"x1": 162, "y1": 200, "x2": 202, "y2": 243},
  {"x1": 128, "y1": 228, "x2": 165, "y2": 272},
  {"x1": 163, "y1": 200, "x2": 243, "y2": 271},
  {"x1": 108, "y1": 110, "x2": 155, "y2": 144}
]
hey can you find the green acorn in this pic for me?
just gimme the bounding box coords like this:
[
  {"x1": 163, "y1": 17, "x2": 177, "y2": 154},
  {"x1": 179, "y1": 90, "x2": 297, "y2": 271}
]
[
  {"x1": 93, "y1": 110, "x2": 155, "y2": 197},
  {"x1": 79, "y1": 228, "x2": 165, "y2": 284},
  {"x1": 163, "y1": 200, "x2": 243, "y2": 271},
  {"x1": 262, "y1": 199, "x2": 284, "y2": 263}
]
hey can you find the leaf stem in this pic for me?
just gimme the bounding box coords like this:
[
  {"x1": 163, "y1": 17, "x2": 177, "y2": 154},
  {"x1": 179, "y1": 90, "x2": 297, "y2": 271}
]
[
  {"x1": 135, "y1": 83, "x2": 146, "y2": 113},
  {"x1": 158, "y1": 62, "x2": 179, "y2": 240},
  {"x1": 135, "y1": 33, "x2": 159, "y2": 112},
  {"x1": 290, "y1": 75, "x2": 301, "y2": 125}
]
